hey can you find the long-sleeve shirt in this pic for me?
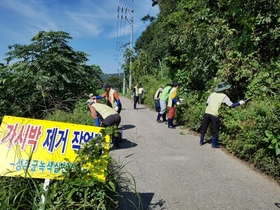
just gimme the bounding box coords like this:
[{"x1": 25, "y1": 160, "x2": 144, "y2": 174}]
[{"x1": 205, "y1": 92, "x2": 240, "y2": 116}]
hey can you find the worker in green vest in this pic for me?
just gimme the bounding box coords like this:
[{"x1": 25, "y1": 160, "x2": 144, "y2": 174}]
[
  {"x1": 154, "y1": 85, "x2": 164, "y2": 113},
  {"x1": 199, "y1": 82, "x2": 246, "y2": 148},
  {"x1": 156, "y1": 82, "x2": 173, "y2": 123}
]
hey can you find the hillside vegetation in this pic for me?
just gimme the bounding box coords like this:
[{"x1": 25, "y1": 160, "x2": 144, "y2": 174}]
[{"x1": 123, "y1": 0, "x2": 280, "y2": 183}]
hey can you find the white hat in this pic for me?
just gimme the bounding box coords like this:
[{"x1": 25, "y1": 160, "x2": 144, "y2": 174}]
[{"x1": 86, "y1": 99, "x2": 96, "y2": 105}]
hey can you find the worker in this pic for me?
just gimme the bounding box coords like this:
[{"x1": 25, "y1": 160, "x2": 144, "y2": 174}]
[
  {"x1": 93, "y1": 83, "x2": 122, "y2": 114},
  {"x1": 199, "y1": 82, "x2": 246, "y2": 148},
  {"x1": 87, "y1": 99, "x2": 121, "y2": 148},
  {"x1": 157, "y1": 82, "x2": 173, "y2": 123}
]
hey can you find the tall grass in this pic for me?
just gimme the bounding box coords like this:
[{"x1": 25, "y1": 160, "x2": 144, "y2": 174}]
[{"x1": 0, "y1": 176, "x2": 43, "y2": 210}]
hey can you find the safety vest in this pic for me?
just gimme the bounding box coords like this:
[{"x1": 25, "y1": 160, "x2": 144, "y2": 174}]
[
  {"x1": 139, "y1": 87, "x2": 144, "y2": 94},
  {"x1": 160, "y1": 85, "x2": 171, "y2": 101},
  {"x1": 92, "y1": 103, "x2": 117, "y2": 119},
  {"x1": 205, "y1": 92, "x2": 227, "y2": 116},
  {"x1": 134, "y1": 85, "x2": 139, "y2": 96},
  {"x1": 167, "y1": 87, "x2": 177, "y2": 107},
  {"x1": 105, "y1": 88, "x2": 117, "y2": 109},
  {"x1": 154, "y1": 88, "x2": 163, "y2": 99}
]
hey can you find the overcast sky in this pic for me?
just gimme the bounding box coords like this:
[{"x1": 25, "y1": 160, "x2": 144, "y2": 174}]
[{"x1": 0, "y1": 0, "x2": 159, "y2": 74}]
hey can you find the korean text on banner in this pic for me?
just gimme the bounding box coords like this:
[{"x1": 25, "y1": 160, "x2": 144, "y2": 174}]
[{"x1": 0, "y1": 116, "x2": 110, "y2": 181}]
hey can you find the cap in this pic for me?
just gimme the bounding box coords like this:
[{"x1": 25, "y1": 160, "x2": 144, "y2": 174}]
[
  {"x1": 102, "y1": 83, "x2": 110, "y2": 89},
  {"x1": 173, "y1": 83, "x2": 179, "y2": 87}
]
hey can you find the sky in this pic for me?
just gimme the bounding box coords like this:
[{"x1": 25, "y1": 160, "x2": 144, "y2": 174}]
[{"x1": 0, "y1": 0, "x2": 159, "y2": 74}]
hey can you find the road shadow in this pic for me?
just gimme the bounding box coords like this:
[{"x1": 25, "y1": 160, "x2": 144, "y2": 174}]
[
  {"x1": 110, "y1": 138, "x2": 137, "y2": 151},
  {"x1": 200, "y1": 139, "x2": 211, "y2": 146},
  {"x1": 119, "y1": 124, "x2": 136, "y2": 130},
  {"x1": 117, "y1": 191, "x2": 167, "y2": 210},
  {"x1": 200, "y1": 138, "x2": 226, "y2": 146},
  {"x1": 173, "y1": 121, "x2": 185, "y2": 127},
  {"x1": 119, "y1": 138, "x2": 137, "y2": 149}
]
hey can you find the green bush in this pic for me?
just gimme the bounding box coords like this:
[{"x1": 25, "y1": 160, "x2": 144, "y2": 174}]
[
  {"x1": 45, "y1": 100, "x2": 93, "y2": 126},
  {"x1": 176, "y1": 91, "x2": 208, "y2": 131},
  {"x1": 219, "y1": 98, "x2": 280, "y2": 181}
]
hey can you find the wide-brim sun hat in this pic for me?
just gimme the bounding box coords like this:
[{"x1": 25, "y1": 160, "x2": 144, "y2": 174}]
[{"x1": 214, "y1": 82, "x2": 231, "y2": 92}]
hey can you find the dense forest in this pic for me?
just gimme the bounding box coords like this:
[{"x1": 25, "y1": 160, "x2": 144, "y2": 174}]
[{"x1": 122, "y1": 0, "x2": 280, "y2": 182}]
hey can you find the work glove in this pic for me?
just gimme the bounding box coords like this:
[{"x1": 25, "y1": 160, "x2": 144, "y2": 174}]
[
  {"x1": 239, "y1": 100, "x2": 245, "y2": 105},
  {"x1": 179, "y1": 98, "x2": 185, "y2": 102},
  {"x1": 94, "y1": 118, "x2": 100, "y2": 126},
  {"x1": 176, "y1": 102, "x2": 180, "y2": 105},
  {"x1": 114, "y1": 106, "x2": 119, "y2": 112}
]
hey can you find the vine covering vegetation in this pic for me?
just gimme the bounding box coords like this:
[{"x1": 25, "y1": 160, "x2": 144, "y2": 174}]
[{"x1": 127, "y1": 0, "x2": 280, "y2": 183}]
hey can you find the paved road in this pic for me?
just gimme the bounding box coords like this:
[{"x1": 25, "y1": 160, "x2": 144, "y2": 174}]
[{"x1": 111, "y1": 96, "x2": 280, "y2": 210}]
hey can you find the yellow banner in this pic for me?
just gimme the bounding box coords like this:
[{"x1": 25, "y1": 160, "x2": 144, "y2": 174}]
[{"x1": 0, "y1": 116, "x2": 110, "y2": 181}]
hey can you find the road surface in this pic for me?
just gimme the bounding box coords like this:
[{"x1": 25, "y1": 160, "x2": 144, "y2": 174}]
[{"x1": 110, "y1": 96, "x2": 280, "y2": 210}]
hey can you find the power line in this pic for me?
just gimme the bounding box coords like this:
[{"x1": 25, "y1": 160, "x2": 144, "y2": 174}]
[
  {"x1": 116, "y1": 0, "x2": 134, "y2": 92},
  {"x1": 133, "y1": 6, "x2": 154, "y2": 38}
]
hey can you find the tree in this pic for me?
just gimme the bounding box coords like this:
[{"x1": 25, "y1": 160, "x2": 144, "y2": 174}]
[
  {"x1": 0, "y1": 31, "x2": 103, "y2": 120},
  {"x1": 141, "y1": 15, "x2": 156, "y2": 23},
  {"x1": 105, "y1": 76, "x2": 122, "y2": 91}
]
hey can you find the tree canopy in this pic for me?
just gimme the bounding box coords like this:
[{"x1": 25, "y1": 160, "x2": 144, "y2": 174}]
[
  {"x1": 133, "y1": 0, "x2": 280, "y2": 99},
  {"x1": 0, "y1": 31, "x2": 103, "y2": 120}
]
